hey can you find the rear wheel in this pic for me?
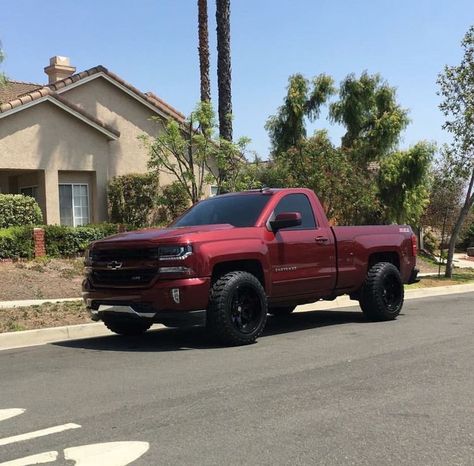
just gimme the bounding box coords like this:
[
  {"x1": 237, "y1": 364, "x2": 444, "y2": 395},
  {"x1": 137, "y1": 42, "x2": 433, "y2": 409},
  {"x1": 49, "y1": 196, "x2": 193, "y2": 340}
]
[
  {"x1": 207, "y1": 271, "x2": 267, "y2": 346},
  {"x1": 268, "y1": 306, "x2": 296, "y2": 317},
  {"x1": 103, "y1": 317, "x2": 152, "y2": 336},
  {"x1": 359, "y1": 262, "x2": 404, "y2": 321}
]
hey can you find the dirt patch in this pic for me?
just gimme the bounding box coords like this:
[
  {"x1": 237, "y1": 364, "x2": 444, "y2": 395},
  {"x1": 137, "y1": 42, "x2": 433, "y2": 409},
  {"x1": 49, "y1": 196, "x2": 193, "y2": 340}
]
[
  {"x1": 0, "y1": 301, "x2": 89, "y2": 332},
  {"x1": 0, "y1": 258, "x2": 84, "y2": 301}
]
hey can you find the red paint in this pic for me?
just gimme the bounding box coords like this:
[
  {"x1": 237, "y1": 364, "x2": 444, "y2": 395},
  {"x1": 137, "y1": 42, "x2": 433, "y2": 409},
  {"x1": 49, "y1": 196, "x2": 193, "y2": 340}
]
[{"x1": 83, "y1": 188, "x2": 417, "y2": 315}]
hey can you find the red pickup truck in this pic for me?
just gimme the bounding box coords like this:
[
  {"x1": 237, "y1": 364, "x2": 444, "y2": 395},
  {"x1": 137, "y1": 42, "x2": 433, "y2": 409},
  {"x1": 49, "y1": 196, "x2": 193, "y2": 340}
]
[{"x1": 83, "y1": 188, "x2": 418, "y2": 345}]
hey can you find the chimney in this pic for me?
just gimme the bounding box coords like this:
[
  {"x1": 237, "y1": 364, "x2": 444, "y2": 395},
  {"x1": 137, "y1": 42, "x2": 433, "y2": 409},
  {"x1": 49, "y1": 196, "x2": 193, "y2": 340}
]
[{"x1": 44, "y1": 56, "x2": 76, "y2": 84}]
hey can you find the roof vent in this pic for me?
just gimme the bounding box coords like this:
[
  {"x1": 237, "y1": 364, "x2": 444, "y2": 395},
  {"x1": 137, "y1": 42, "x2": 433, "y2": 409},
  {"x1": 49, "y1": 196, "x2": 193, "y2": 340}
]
[{"x1": 44, "y1": 56, "x2": 76, "y2": 84}]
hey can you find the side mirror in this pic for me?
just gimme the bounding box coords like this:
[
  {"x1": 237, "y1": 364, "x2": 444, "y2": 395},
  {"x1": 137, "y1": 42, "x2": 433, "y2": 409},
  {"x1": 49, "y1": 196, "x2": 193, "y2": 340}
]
[{"x1": 270, "y1": 212, "x2": 302, "y2": 231}]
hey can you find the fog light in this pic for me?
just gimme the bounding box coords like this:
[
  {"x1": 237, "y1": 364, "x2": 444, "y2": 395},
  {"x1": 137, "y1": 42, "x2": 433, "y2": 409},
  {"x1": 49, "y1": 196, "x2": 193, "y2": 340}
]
[{"x1": 171, "y1": 288, "x2": 180, "y2": 304}]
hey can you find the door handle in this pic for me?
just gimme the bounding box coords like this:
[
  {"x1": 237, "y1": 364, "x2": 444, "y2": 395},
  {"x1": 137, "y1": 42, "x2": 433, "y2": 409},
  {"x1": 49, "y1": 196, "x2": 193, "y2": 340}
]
[{"x1": 315, "y1": 236, "x2": 329, "y2": 243}]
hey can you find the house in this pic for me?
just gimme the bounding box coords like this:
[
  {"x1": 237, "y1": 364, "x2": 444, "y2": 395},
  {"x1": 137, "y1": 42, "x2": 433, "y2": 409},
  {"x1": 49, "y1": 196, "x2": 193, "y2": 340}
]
[{"x1": 0, "y1": 56, "x2": 210, "y2": 226}]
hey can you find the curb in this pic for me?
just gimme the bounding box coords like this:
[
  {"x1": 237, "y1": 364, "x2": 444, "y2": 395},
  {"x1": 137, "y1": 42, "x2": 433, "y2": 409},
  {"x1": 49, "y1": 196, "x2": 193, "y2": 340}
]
[{"x1": 1, "y1": 283, "x2": 474, "y2": 351}]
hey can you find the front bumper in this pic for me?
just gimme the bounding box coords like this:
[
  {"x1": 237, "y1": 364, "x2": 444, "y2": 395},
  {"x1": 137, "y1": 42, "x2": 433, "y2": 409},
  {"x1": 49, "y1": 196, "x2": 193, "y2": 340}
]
[{"x1": 82, "y1": 276, "x2": 211, "y2": 322}]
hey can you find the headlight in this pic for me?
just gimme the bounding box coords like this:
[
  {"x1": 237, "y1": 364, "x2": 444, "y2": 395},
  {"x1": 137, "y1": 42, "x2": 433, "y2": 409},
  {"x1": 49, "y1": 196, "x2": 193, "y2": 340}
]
[{"x1": 156, "y1": 245, "x2": 192, "y2": 261}]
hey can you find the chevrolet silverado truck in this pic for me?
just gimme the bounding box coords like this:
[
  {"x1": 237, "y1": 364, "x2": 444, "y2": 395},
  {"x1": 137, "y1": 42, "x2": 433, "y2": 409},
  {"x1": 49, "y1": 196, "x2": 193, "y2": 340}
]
[{"x1": 83, "y1": 188, "x2": 419, "y2": 345}]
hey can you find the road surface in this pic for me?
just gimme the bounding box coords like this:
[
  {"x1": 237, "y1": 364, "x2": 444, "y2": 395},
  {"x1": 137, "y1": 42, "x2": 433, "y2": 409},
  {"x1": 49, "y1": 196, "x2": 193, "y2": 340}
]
[{"x1": 0, "y1": 292, "x2": 473, "y2": 465}]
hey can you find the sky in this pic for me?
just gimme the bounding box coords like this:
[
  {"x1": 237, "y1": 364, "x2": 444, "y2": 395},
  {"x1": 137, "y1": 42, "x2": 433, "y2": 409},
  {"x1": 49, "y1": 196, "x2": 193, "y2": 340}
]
[{"x1": 1, "y1": 0, "x2": 473, "y2": 158}]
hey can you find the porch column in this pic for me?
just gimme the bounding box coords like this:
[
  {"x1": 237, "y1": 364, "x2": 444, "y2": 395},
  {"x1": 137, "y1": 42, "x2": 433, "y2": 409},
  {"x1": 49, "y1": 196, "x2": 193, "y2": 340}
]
[
  {"x1": 95, "y1": 169, "x2": 109, "y2": 223},
  {"x1": 44, "y1": 169, "x2": 60, "y2": 224}
]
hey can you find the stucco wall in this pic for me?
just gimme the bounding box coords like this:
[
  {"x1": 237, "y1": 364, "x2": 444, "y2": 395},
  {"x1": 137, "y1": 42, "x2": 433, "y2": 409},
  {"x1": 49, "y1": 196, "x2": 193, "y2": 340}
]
[
  {"x1": 0, "y1": 101, "x2": 110, "y2": 223},
  {"x1": 61, "y1": 77, "x2": 171, "y2": 180}
]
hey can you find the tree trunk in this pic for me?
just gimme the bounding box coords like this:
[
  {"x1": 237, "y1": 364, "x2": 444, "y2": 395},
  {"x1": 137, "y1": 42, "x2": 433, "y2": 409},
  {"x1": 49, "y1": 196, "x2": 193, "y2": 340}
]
[
  {"x1": 445, "y1": 169, "x2": 474, "y2": 278},
  {"x1": 216, "y1": 0, "x2": 233, "y2": 141},
  {"x1": 198, "y1": 0, "x2": 211, "y2": 103}
]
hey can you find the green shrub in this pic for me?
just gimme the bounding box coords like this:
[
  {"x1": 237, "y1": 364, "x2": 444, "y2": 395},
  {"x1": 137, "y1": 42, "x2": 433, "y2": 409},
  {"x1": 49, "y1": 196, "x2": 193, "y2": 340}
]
[
  {"x1": 423, "y1": 230, "x2": 439, "y2": 254},
  {"x1": 0, "y1": 226, "x2": 34, "y2": 259},
  {"x1": 157, "y1": 181, "x2": 190, "y2": 224},
  {"x1": 44, "y1": 224, "x2": 119, "y2": 257},
  {"x1": 0, "y1": 194, "x2": 43, "y2": 228},
  {"x1": 460, "y1": 221, "x2": 474, "y2": 249},
  {"x1": 108, "y1": 173, "x2": 159, "y2": 228}
]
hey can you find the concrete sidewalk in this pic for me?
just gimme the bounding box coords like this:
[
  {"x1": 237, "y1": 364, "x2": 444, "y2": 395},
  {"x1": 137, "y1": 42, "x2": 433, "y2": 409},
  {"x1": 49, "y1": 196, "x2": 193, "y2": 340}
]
[
  {"x1": 1, "y1": 282, "x2": 474, "y2": 351},
  {"x1": 0, "y1": 297, "x2": 81, "y2": 309}
]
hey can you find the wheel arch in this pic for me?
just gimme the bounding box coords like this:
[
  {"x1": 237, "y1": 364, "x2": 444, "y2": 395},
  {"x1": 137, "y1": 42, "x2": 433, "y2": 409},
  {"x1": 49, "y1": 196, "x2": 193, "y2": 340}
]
[{"x1": 211, "y1": 259, "x2": 266, "y2": 290}]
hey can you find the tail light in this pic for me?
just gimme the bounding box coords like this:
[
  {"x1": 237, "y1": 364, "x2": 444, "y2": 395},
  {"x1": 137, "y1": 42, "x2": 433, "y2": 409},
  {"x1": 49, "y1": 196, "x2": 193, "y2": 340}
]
[{"x1": 411, "y1": 234, "x2": 417, "y2": 257}]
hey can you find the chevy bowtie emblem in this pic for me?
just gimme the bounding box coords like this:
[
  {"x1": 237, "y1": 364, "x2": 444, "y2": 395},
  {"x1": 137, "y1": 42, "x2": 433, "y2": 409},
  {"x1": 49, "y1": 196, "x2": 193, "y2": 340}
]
[{"x1": 107, "y1": 261, "x2": 123, "y2": 270}]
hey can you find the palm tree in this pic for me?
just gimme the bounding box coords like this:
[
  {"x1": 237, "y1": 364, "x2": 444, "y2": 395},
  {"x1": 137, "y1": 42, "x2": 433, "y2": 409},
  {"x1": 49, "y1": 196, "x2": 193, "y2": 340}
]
[
  {"x1": 216, "y1": 0, "x2": 232, "y2": 141},
  {"x1": 198, "y1": 0, "x2": 211, "y2": 103}
]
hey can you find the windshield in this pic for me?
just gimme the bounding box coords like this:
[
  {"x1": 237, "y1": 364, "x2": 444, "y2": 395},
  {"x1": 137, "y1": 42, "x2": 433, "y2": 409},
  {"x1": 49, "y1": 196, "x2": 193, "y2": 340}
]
[{"x1": 172, "y1": 194, "x2": 272, "y2": 228}]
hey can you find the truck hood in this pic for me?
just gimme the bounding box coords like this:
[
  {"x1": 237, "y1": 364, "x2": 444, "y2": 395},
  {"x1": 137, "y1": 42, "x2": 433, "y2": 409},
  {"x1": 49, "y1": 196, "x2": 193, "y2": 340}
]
[{"x1": 95, "y1": 224, "x2": 235, "y2": 245}]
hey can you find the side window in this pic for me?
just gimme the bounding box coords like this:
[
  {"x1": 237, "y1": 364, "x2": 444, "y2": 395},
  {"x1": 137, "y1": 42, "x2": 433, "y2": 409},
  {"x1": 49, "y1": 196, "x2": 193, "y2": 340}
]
[{"x1": 273, "y1": 193, "x2": 316, "y2": 230}]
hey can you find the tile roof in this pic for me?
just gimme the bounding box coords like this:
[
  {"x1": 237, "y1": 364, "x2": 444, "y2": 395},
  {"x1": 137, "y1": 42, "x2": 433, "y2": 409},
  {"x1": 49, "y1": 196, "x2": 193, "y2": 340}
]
[
  {"x1": 47, "y1": 65, "x2": 185, "y2": 122},
  {"x1": 0, "y1": 65, "x2": 185, "y2": 123},
  {"x1": 0, "y1": 80, "x2": 42, "y2": 104}
]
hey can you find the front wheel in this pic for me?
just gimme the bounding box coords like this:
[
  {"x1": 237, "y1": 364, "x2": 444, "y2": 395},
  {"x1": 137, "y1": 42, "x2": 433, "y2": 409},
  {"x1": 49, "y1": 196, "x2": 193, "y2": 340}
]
[
  {"x1": 359, "y1": 262, "x2": 404, "y2": 321},
  {"x1": 207, "y1": 271, "x2": 268, "y2": 346},
  {"x1": 103, "y1": 317, "x2": 152, "y2": 336}
]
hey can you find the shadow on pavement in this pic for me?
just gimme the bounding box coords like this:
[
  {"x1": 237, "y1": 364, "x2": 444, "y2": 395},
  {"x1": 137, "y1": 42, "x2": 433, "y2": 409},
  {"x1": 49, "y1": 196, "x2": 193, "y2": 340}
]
[{"x1": 53, "y1": 308, "x2": 370, "y2": 353}]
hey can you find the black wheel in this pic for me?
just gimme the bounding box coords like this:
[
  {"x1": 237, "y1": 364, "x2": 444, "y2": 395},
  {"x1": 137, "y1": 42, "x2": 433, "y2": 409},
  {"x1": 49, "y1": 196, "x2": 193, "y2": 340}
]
[
  {"x1": 359, "y1": 262, "x2": 404, "y2": 321},
  {"x1": 269, "y1": 306, "x2": 296, "y2": 317},
  {"x1": 103, "y1": 317, "x2": 152, "y2": 336},
  {"x1": 208, "y1": 271, "x2": 268, "y2": 346}
]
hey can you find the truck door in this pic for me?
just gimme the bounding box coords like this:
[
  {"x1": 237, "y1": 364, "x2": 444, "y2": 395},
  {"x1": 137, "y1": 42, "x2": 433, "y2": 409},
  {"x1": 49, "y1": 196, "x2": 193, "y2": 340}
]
[{"x1": 267, "y1": 193, "x2": 337, "y2": 298}]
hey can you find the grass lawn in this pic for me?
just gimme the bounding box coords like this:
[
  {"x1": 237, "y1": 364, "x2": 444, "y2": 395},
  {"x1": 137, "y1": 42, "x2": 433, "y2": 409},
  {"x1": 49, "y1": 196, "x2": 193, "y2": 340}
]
[{"x1": 407, "y1": 271, "x2": 474, "y2": 289}]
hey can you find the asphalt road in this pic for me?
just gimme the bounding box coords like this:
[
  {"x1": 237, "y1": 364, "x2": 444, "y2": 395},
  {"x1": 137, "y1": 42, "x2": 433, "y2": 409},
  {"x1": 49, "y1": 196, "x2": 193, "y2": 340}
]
[{"x1": 0, "y1": 292, "x2": 473, "y2": 465}]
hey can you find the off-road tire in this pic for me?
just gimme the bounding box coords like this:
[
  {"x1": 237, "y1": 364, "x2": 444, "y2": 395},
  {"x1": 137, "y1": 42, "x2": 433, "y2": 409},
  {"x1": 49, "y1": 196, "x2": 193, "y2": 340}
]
[
  {"x1": 207, "y1": 271, "x2": 268, "y2": 346},
  {"x1": 359, "y1": 262, "x2": 404, "y2": 321},
  {"x1": 268, "y1": 306, "x2": 296, "y2": 317},
  {"x1": 103, "y1": 317, "x2": 152, "y2": 336}
]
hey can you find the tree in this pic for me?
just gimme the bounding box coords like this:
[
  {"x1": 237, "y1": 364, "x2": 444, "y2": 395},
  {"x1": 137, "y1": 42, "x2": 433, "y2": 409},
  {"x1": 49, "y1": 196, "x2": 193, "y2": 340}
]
[
  {"x1": 198, "y1": 0, "x2": 211, "y2": 103},
  {"x1": 141, "y1": 102, "x2": 248, "y2": 204},
  {"x1": 0, "y1": 42, "x2": 6, "y2": 87},
  {"x1": 378, "y1": 142, "x2": 434, "y2": 225},
  {"x1": 330, "y1": 72, "x2": 410, "y2": 164},
  {"x1": 437, "y1": 25, "x2": 474, "y2": 277},
  {"x1": 265, "y1": 71, "x2": 424, "y2": 226},
  {"x1": 265, "y1": 73, "x2": 335, "y2": 155},
  {"x1": 216, "y1": 0, "x2": 233, "y2": 141}
]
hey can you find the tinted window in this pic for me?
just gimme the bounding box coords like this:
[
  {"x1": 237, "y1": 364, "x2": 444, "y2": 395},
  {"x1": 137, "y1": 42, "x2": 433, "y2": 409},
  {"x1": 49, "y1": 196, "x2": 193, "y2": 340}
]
[
  {"x1": 173, "y1": 194, "x2": 271, "y2": 228},
  {"x1": 273, "y1": 193, "x2": 316, "y2": 229}
]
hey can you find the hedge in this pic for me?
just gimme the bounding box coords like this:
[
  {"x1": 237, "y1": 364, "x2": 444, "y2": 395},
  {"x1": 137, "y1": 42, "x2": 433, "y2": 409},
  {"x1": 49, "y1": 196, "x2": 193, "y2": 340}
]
[
  {"x1": 0, "y1": 226, "x2": 35, "y2": 259},
  {"x1": 0, "y1": 223, "x2": 121, "y2": 259},
  {"x1": 108, "y1": 173, "x2": 160, "y2": 228},
  {"x1": 44, "y1": 224, "x2": 120, "y2": 257},
  {"x1": 0, "y1": 194, "x2": 43, "y2": 228}
]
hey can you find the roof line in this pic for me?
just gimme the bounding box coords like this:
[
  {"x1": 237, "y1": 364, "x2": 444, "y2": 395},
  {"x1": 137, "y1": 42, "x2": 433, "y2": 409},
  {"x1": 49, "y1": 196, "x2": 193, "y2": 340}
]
[{"x1": 47, "y1": 65, "x2": 185, "y2": 122}]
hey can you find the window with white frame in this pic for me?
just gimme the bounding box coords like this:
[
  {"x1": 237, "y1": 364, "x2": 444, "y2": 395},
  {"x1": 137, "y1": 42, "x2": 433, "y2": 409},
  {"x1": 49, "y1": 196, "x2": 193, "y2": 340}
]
[
  {"x1": 210, "y1": 185, "x2": 219, "y2": 197},
  {"x1": 59, "y1": 184, "x2": 90, "y2": 226},
  {"x1": 20, "y1": 186, "x2": 39, "y2": 201}
]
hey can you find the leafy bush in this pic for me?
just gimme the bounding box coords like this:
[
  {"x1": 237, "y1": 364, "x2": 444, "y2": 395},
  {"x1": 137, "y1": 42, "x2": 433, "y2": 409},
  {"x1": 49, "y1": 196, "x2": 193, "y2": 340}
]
[
  {"x1": 156, "y1": 181, "x2": 190, "y2": 224},
  {"x1": 0, "y1": 226, "x2": 34, "y2": 259},
  {"x1": 423, "y1": 230, "x2": 439, "y2": 254},
  {"x1": 460, "y1": 221, "x2": 474, "y2": 249},
  {"x1": 44, "y1": 224, "x2": 119, "y2": 257},
  {"x1": 0, "y1": 194, "x2": 43, "y2": 228},
  {"x1": 108, "y1": 173, "x2": 159, "y2": 228}
]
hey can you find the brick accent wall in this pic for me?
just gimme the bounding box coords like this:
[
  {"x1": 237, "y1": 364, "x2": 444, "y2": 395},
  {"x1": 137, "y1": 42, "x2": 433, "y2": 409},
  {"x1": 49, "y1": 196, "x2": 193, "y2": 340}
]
[{"x1": 33, "y1": 227, "x2": 46, "y2": 257}]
